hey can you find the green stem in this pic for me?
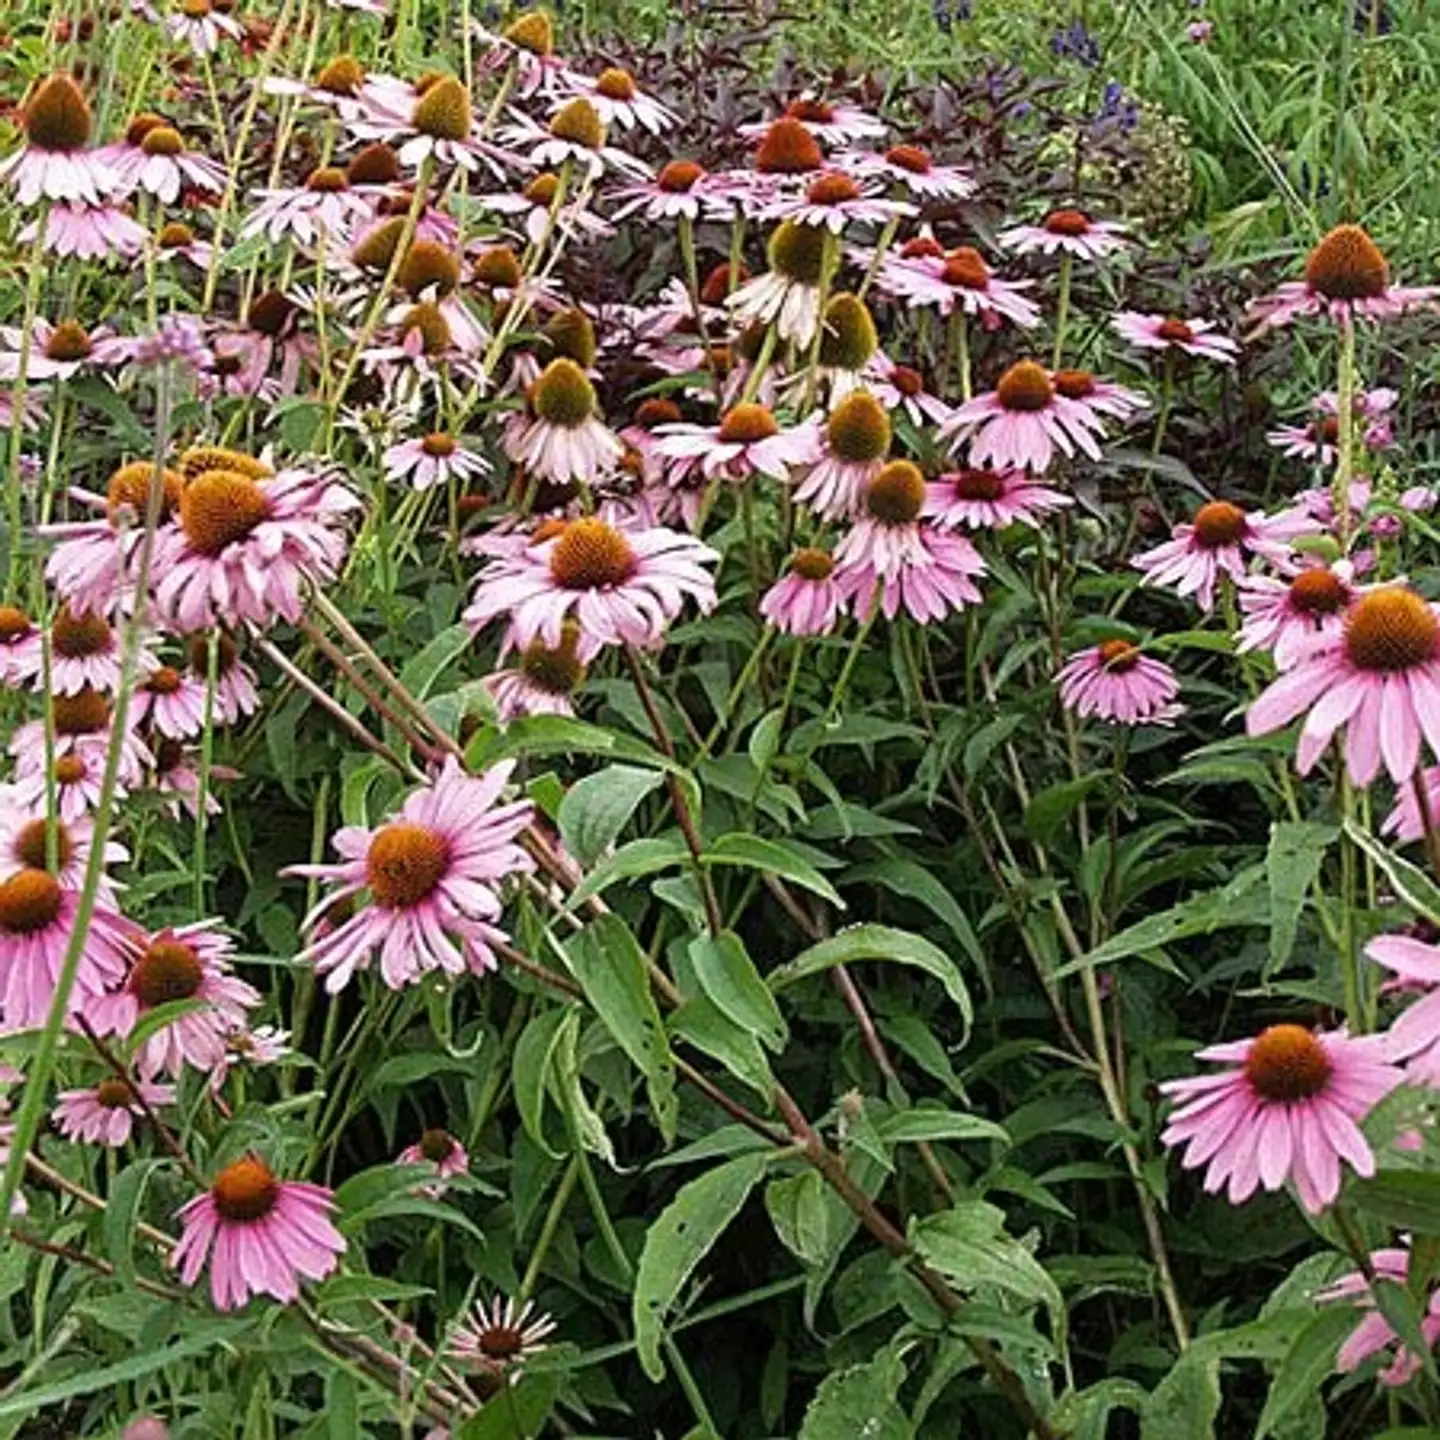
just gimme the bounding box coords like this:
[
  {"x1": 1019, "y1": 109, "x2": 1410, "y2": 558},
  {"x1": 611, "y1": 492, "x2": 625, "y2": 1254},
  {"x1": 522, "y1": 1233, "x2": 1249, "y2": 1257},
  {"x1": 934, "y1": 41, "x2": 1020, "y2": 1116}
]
[
  {"x1": 1051, "y1": 252, "x2": 1073, "y2": 370},
  {"x1": 517, "y1": 1157, "x2": 579, "y2": 1304},
  {"x1": 193, "y1": 629, "x2": 221, "y2": 914},
  {"x1": 5, "y1": 207, "x2": 49, "y2": 601},
  {"x1": 695, "y1": 625, "x2": 774, "y2": 760},
  {"x1": 0, "y1": 366, "x2": 176, "y2": 1226},
  {"x1": 1332, "y1": 314, "x2": 1358, "y2": 550}
]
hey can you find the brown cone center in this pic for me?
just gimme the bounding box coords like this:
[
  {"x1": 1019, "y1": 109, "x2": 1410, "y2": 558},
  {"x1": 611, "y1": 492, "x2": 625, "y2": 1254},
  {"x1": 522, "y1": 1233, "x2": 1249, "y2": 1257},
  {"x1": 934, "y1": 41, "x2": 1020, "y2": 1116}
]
[
  {"x1": 995, "y1": 361, "x2": 1054, "y2": 413},
  {"x1": 52, "y1": 604, "x2": 111, "y2": 659},
  {"x1": 941, "y1": 247, "x2": 990, "y2": 290},
  {"x1": 181, "y1": 471, "x2": 273, "y2": 556},
  {"x1": 790, "y1": 547, "x2": 834, "y2": 582},
  {"x1": 212, "y1": 1156, "x2": 280, "y2": 1222},
  {"x1": 717, "y1": 404, "x2": 779, "y2": 445},
  {"x1": 1244, "y1": 1024, "x2": 1332, "y2": 1102},
  {"x1": 1288, "y1": 569, "x2": 1349, "y2": 617},
  {"x1": 366, "y1": 822, "x2": 450, "y2": 908},
  {"x1": 865, "y1": 461, "x2": 925, "y2": 526},
  {"x1": 0, "y1": 869, "x2": 63, "y2": 934},
  {"x1": 1344, "y1": 587, "x2": 1440, "y2": 672},
  {"x1": 132, "y1": 939, "x2": 204, "y2": 1006},
  {"x1": 1304, "y1": 224, "x2": 1390, "y2": 301},
  {"x1": 951, "y1": 467, "x2": 1006, "y2": 502},
  {"x1": 14, "y1": 818, "x2": 72, "y2": 872},
  {"x1": 1097, "y1": 639, "x2": 1141, "y2": 673},
  {"x1": 1043, "y1": 208, "x2": 1092, "y2": 236},
  {"x1": 1191, "y1": 501, "x2": 1248, "y2": 549},
  {"x1": 549, "y1": 518, "x2": 637, "y2": 590}
]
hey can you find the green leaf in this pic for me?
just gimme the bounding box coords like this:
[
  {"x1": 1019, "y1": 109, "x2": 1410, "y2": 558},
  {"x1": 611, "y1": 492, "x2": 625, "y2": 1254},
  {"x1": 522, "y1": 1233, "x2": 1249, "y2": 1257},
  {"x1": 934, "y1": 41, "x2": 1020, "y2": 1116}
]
[
  {"x1": 798, "y1": 1350, "x2": 913, "y2": 1440},
  {"x1": 400, "y1": 623, "x2": 473, "y2": 702},
  {"x1": 1255, "y1": 1306, "x2": 1358, "y2": 1439},
  {"x1": 1344, "y1": 821, "x2": 1440, "y2": 929},
  {"x1": 512, "y1": 1006, "x2": 573, "y2": 1158},
  {"x1": 0, "y1": 1315, "x2": 254, "y2": 1417},
  {"x1": 766, "y1": 1172, "x2": 840, "y2": 1267},
  {"x1": 1350, "y1": 1172, "x2": 1440, "y2": 1232},
  {"x1": 103, "y1": 1158, "x2": 165, "y2": 1290},
  {"x1": 457, "y1": 1370, "x2": 560, "y2": 1439},
  {"x1": 667, "y1": 997, "x2": 776, "y2": 1101},
  {"x1": 768, "y1": 924, "x2": 971, "y2": 1038},
  {"x1": 688, "y1": 931, "x2": 788, "y2": 1053},
  {"x1": 703, "y1": 833, "x2": 844, "y2": 907},
  {"x1": 910, "y1": 1201, "x2": 1065, "y2": 1345},
  {"x1": 748, "y1": 708, "x2": 785, "y2": 772},
  {"x1": 632, "y1": 1152, "x2": 769, "y2": 1381},
  {"x1": 558, "y1": 765, "x2": 664, "y2": 867},
  {"x1": 326, "y1": 1370, "x2": 360, "y2": 1440},
  {"x1": 1024, "y1": 775, "x2": 1108, "y2": 841},
  {"x1": 1055, "y1": 865, "x2": 1268, "y2": 976},
  {"x1": 1265, "y1": 822, "x2": 1336, "y2": 976},
  {"x1": 565, "y1": 834, "x2": 689, "y2": 910},
  {"x1": 841, "y1": 857, "x2": 986, "y2": 978},
  {"x1": 876, "y1": 1109, "x2": 1009, "y2": 1147},
  {"x1": 68, "y1": 377, "x2": 148, "y2": 449},
  {"x1": 567, "y1": 915, "x2": 677, "y2": 1143},
  {"x1": 124, "y1": 997, "x2": 214, "y2": 1055},
  {"x1": 1139, "y1": 1352, "x2": 1221, "y2": 1440}
]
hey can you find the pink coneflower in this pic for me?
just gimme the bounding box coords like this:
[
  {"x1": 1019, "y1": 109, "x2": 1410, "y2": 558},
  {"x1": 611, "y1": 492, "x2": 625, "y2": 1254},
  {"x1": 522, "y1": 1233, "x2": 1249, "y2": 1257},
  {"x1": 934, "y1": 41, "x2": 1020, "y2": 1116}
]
[
  {"x1": 88, "y1": 922, "x2": 261, "y2": 1079},
  {"x1": 940, "y1": 360, "x2": 1107, "y2": 474},
  {"x1": 568, "y1": 66, "x2": 676, "y2": 133},
  {"x1": 1317, "y1": 1243, "x2": 1440, "y2": 1386},
  {"x1": 793, "y1": 391, "x2": 891, "y2": 519},
  {"x1": 1160, "y1": 1023, "x2": 1401, "y2": 1212},
  {"x1": 1247, "y1": 585, "x2": 1440, "y2": 785},
  {"x1": 506, "y1": 359, "x2": 623, "y2": 488},
  {"x1": 653, "y1": 403, "x2": 818, "y2": 485},
  {"x1": 760, "y1": 548, "x2": 845, "y2": 636},
  {"x1": 1051, "y1": 368, "x2": 1149, "y2": 423},
  {"x1": 262, "y1": 53, "x2": 379, "y2": 119},
  {"x1": 999, "y1": 208, "x2": 1130, "y2": 261},
  {"x1": 480, "y1": 172, "x2": 614, "y2": 247},
  {"x1": 1365, "y1": 934, "x2": 1440, "y2": 1084},
  {"x1": 241, "y1": 167, "x2": 374, "y2": 246},
  {"x1": 383, "y1": 431, "x2": 490, "y2": 491},
  {"x1": 134, "y1": 663, "x2": 210, "y2": 740},
  {"x1": 202, "y1": 290, "x2": 316, "y2": 400},
  {"x1": 173, "y1": 1155, "x2": 346, "y2": 1309},
  {"x1": 728, "y1": 220, "x2": 829, "y2": 347},
  {"x1": 1057, "y1": 640, "x2": 1182, "y2": 725},
  {"x1": 1131, "y1": 501, "x2": 1319, "y2": 613},
  {"x1": 211, "y1": 1023, "x2": 291, "y2": 1090},
  {"x1": 873, "y1": 245, "x2": 1040, "y2": 329},
  {"x1": 924, "y1": 466, "x2": 1072, "y2": 531},
  {"x1": 0, "y1": 869, "x2": 136, "y2": 1030},
  {"x1": 351, "y1": 75, "x2": 510, "y2": 177},
  {"x1": 0, "y1": 318, "x2": 122, "y2": 383},
  {"x1": 1384, "y1": 767, "x2": 1440, "y2": 845},
  {"x1": 10, "y1": 748, "x2": 119, "y2": 823},
  {"x1": 864, "y1": 358, "x2": 953, "y2": 427},
  {"x1": 833, "y1": 461, "x2": 987, "y2": 623},
  {"x1": 151, "y1": 739, "x2": 232, "y2": 820},
  {"x1": 29, "y1": 605, "x2": 131, "y2": 695},
  {"x1": 764, "y1": 170, "x2": 914, "y2": 232},
  {"x1": 54, "y1": 1077, "x2": 174, "y2": 1147},
  {"x1": 287, "y1": 759, "x2": 534, "y2": 992},
  {"x1": 842, "y1": 143, "x2": 976, "y2": 199},
  {"x1": 151, "y1": 464, "x2": 360, "y2": 631},
  {"x1": 165, "y1": 0, "x2": 243, "y2": 55},
  {"x1": 1112, "y1": 310, "x2": 1239, "y2": 364},
  {"x1": 0, "y1": 806, "x2": 122, "y2": 895},
  {"x1": 1236, "y1": 562, "x2": 1357, "y2": 668},
  {"x1": 0, "y1": 606, "x2": 43, "y2": 686},
  {"x1": 449, "y1": 1294, "x2": 557, "y2": 1372},
  {"x1": 152, "y1": 218, "x2": 214, "y2": 269},
  {"x1": 1266, "y1": 388, "x2": 1397, "y2": 464},
  {"x1": 20, "y1": 202, "x2": 146, "y2": 262},
  {"x1": 398, "y1": 1127, "x2": 470, "y2": 1194},
  {"x1": 1247, "y1": 225, "x2": 1439, "y2": 335},
  {"x1": 608, "y1": 159, "x2": 737, "y2": 223},
  {"x1": 741, "y1": 96, "x2": 885, "y2": 147},
  {"x1": 110, "y1": 124, "x2": 226, "y2": 204},
  {"x1": 475, "y1": 16, "x2": 580, "y2": 99},
  {"x1": 465, "y1": 516, "x2": 718, "y2": 657},
  {"x1": 484, "y1": 622, "x2": 587, "y2": 720},
  {"x1": 10, "y1": 689, "x2": 152, "y2": 795},
  {"x1": 186, "y1": 630, "x2": 260, "y2": 724},
  {"x1": 0, "y1": 74, "x2": 118, "y2": 207}
]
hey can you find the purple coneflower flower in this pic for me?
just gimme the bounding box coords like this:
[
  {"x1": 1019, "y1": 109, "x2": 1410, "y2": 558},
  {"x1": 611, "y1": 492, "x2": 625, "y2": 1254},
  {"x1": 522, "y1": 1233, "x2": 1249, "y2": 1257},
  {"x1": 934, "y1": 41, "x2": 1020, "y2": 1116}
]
[
  {"x1": 1057, "y1": 641, "x2": 1182, "y2": 725},
  {"x1": 54, "y1": 1078, "x2": 175, "y2": 1147},
  {"x1": 760, "y1": 548, "x2": 845, "y2": 636},
  {"x1": 1112, "y1": 310, "x2": 1239, "y2": 364},
  {"x1": 924, "y1": 466, "x2": 1071, "y2": 531},
  {"x1": 999, "y1": 208, "x2": 1130, "y2": 261}
]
